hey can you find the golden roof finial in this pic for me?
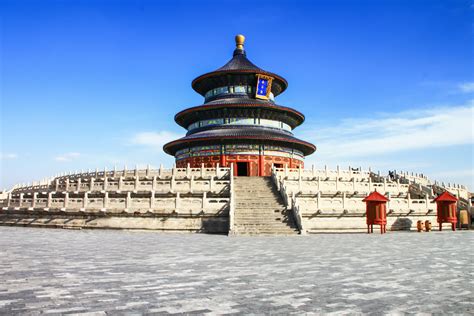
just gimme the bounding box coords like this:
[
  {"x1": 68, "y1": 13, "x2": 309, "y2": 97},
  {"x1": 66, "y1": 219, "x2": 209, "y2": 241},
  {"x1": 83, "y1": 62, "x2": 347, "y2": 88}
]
[{"x1": 235, "y1": 34, "x2": 245, "y2": 50}]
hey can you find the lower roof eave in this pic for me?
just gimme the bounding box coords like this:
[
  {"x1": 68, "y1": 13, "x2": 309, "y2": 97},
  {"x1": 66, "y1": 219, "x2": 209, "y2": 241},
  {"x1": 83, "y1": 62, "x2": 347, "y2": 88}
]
[{"x1": 163, "y1": 136, "x2": 316, "y2": 156}]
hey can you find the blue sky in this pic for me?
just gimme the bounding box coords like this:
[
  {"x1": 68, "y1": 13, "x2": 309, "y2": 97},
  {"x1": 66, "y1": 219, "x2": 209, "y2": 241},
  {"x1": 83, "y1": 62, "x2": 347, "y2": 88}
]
[{"x1": 1, "y1": 0, "x2": 473, "y2": 189}]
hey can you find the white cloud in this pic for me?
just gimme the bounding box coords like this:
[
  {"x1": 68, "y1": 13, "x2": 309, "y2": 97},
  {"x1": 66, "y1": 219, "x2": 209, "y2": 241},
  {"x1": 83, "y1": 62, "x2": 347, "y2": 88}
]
[
  {"x1": 300, "y1": 100, "x2": 474, "y2": 159},
  {"x1": 0, "y1": 153, "x2": 18, "y2": 160},
  {"x1": 54, "y1": 152, "x2": 81, "y2": 162},
  {"x1": 459, "y1": 82, "x2": 474, "y2": 93},
  {"x1": 130, "y1": 131, "x2": 181, "y2": 149}
]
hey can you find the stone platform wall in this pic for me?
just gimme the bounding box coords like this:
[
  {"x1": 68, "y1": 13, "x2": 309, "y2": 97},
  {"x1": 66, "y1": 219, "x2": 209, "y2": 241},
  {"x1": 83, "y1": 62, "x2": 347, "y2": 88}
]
[
  {"x1": 272, "y1": 166, "x2": 470, "y2": 233},
  {"x1": 0, "y1": 166, "x2": 232, "y2": 234}
]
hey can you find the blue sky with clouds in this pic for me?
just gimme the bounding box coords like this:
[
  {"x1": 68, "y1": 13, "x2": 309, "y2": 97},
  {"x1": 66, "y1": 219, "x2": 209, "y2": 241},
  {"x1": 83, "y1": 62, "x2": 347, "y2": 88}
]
[{"x1": 1, "y1": 0, "x2": 473, "y2": 189}]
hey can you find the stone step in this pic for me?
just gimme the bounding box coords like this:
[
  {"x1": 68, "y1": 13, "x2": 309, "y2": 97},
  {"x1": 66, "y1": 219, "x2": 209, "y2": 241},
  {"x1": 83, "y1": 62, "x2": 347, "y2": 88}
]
[{"x1": 232, "y1": 176, "x2": 298, "y2": 235}]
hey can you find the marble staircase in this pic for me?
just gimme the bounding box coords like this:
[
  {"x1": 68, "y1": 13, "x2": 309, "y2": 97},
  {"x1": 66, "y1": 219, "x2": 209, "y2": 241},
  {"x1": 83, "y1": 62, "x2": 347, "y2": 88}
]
[{"x1": 233, "y1": 177, "x2": 299, "y2": 235}]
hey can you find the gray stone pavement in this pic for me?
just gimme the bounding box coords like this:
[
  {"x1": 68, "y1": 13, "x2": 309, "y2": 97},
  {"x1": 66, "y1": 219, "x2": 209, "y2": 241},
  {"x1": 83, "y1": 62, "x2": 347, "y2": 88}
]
[{"x1": 0, "y1": 227, "x2": 472, "y2": 315}]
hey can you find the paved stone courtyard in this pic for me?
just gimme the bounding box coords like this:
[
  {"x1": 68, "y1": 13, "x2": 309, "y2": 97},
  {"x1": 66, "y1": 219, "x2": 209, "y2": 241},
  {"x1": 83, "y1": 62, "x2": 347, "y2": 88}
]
[{"x1": 0, "y1": 227, "x2": 472, "y2": 315}]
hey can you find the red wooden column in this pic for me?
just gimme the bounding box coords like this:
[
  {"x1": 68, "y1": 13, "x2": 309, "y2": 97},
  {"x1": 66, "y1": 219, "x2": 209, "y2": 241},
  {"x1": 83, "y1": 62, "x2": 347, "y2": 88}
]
[
  {"x1": 258, "y1": 155, "x2": 264, "y2": 176},
  {"x1": 363, "y1": 190, "x2": 389, "y2": 234},
  {"x1": 434, "y1": 191, "x2": 458, "y2": 231}
]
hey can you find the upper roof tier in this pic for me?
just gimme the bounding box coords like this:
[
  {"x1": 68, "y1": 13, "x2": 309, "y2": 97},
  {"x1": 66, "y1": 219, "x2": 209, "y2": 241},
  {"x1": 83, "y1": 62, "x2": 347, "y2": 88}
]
[{"x1": 191, "y1": 35, "x2": 288, "y2": 97}]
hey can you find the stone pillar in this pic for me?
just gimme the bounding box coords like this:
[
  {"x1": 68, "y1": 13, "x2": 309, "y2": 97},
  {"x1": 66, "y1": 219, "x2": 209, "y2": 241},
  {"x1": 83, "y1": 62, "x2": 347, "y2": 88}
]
[
  {"x1": 186, "y1": 163, "x2": 191, "y2": 178},
  {"x1": 317, "y1": 191, "x2": 321, "y2": 210},
  {"x1": 175, "y1": 192, "x2": 180, "y2": 211},
  {"x1": 90, "y1": 178, "x2": 95, "y2": 191},
  {"x1": 65, "y1": 178, "x2": 70, "y2": 191},
  {"x1": 190, "y1": 175, "x2": 194, "y2": 193},
  {"x1": 64, "y1": 192, "x2": 69, "y2": 209},
  {"x1": 104, "y1": 176, "x2": 108, "y2": 191},
  {"x1": 103, "y1": 192, "x2": 109, "y2": 208},
  {"x1": 170, "y1": 175, "x2": 175, "y2": 192},
  {"x1": 386, "y1": 192, "x2": 391, "y2": 212},
  {"x1": 342, "y1": 192, "x2": 346, "y2": 211},
  {"x1": 19, "y1": 193, "x2": 24, "y2": 207},
  {"x1": 118, "y1": 176, "x2": 124, "y2": 191},
  {"x1": 202, "y1": 192, "x2": 207, "y2": 211},
  {"x1": 77, "y1": 178, "x2": 82, "y2": 192},
  {"x1": 368, "y1": 177, "x2": 372, "y2": 191},
  {"x1": 55, "y1": 178, "x2": 59, "y2": 191},
  {"x1": 32, "y1": 192, "x2": 37, "y2": 208},
  {"x1": 201, "y1": 163, "x2": 205, "y2": 178},
  {"x1": 407, "y1": 193, "x2": 411, "y2": 211},
  {"x1": 152, "y1": 176, "x2": 157, "y2": 191},
  {"x1": 150, "y1": 191, "x2": 155, "y2": 209},
  {"x1": 6, "y1": 192, "x2": 11, "y2": 207},
  {"x1": 83, "y1": 192, "x2": 88, "y2": 208},
  {"x1": 134, "y1": 176, "x2": 139, "y2": 190},
  {"x1": 47, "y1": 192, "x2": 52, "y2": 208},
  {"x1": 126, "y1": 192, "x2": 131, "y2": 210}
]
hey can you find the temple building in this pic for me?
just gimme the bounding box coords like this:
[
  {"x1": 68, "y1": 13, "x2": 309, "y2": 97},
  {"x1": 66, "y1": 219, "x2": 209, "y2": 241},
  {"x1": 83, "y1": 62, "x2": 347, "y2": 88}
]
[{"x1": 163, "y1": 35, "x2": 316, "y2": 176}]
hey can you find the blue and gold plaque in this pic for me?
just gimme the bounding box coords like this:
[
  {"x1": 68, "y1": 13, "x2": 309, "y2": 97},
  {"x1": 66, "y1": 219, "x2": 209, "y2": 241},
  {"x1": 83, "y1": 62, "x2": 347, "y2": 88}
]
[{"x1": 255, "y1": 74, "x2": 273, "y2": 100}]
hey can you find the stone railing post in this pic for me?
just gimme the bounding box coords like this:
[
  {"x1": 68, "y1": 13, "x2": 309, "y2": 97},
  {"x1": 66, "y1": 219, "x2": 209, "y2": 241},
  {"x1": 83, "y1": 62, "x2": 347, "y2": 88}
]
[
  {"x1": 202, "y1": 191, "x2": 207, "y2": 211},
  {"x1": 228, "y1": 163, "x2": 235, "y2": 235},
  {"x1": 118, "y1": 176, "x2": 123, "y2": 191},
  {"x1": 47, "y1": 192, "x2": 52, "y2": 208},
  {"x1": 65, "y1": 178, "x2": 69, "y2": 191},
  {"x1": 104, "y1": 176, "x2": 108, "y2": 191},
  {"x1": 387, "y1": 192, "x2": 391, "y2": 211},
  {"x1": 170, "y1": 175, "x2": 175, "y2": 192},
  {"x1": 190, "y1": 175, "x2": 194, "y2": 193},
  {"x1": 55, "y1": 178, "x2": 59, "y2": 191},
  {"x1": 90, "y1": 178, "x2": 95, "y2": 191},
  {"x1": 150, "y1": 191, "x2": 155, "y2": 209},
  {"x1": 342, "y1": 192, "x2": 346, "y2": 211},
  {"x1": 77, "y1": 178, "x2": 82, "y2": 192},
  {"x1": 64, "y1": 192, "x2": 69, "y2": 209},
  {"x1": 19, "y1": 193, "x2": 24, "y2": 208},
  {"x1": 175, "y1": 192, "x2": 180, "y2": 211},
  {"x1": 134, "y1": 176, "x2": 139, "y2": 190},
  {"x1": 32, "y1": 192, "x2": 37, "y2": 208},
  {"x1": 317, "y1": 191, "x2": 321, "y2": 210},
  {"x1": 152, "y1": 176, "x2": 157, "y2": 191},
  {"x1": 126, "y1": 192, "x2": 131, "y2": 210},
  {"x1": 83, "y1": 192, "x2": 88, "y2": 209},
  {"x1": 103, "y1": 192, "x2": 109, "y2": 208}
]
